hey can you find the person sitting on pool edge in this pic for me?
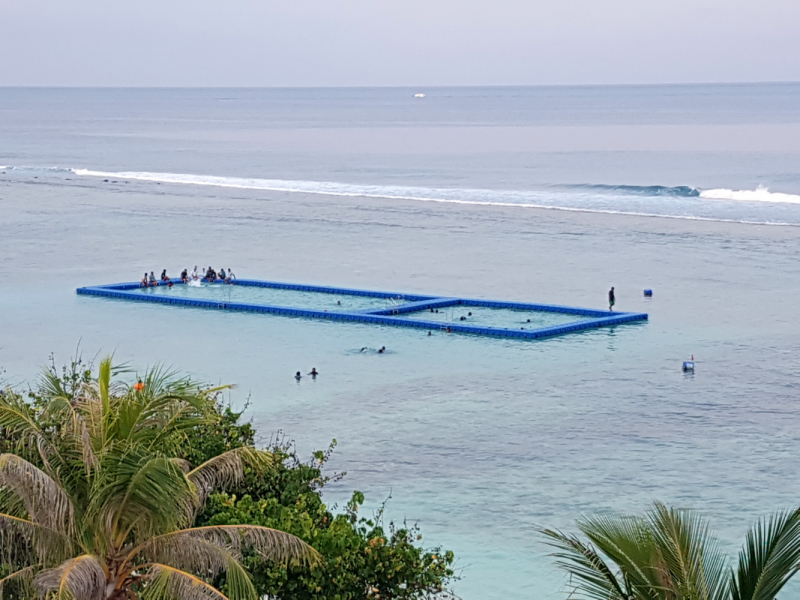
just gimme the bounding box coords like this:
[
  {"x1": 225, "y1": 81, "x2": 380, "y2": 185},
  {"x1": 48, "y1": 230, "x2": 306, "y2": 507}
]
[
  {"x1": 219, "y1": 268, "x2": 226, "y2": 281},
  {"x1": 148, "y1": 271, "x2": 157, "y2": 287},
  {"x1": 180, "y1": 268, "x2": 189, "y2": 283},
  {"x1": 140, "y1": 273, "x2": 148, "y2": 287},
  {"x1": 225, "y1": 268, "x2": 236, "y2": 284},
  {"x1": 161, "y1": 269, "x2": 169, "y2": 282}
]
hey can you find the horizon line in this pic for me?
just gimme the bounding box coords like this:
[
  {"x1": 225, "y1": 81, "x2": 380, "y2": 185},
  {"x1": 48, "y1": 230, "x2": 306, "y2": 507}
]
[{"x1": 1, "y1": 80, "x2": 799, "y2": 91}]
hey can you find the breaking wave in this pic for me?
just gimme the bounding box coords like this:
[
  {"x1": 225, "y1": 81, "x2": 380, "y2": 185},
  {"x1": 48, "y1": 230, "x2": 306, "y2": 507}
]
[
  {"x1": 700, "y1": 186, "x2": 800, "y2": 204},
  {"x1": 566, "y1": 184, "x2": 700, "y2": 197}
]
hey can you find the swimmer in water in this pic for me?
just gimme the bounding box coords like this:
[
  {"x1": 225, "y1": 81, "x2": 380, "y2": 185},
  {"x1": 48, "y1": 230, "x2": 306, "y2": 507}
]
[
  {"x1": 359, "y1": 347, "x2": 367, "y2": 353},
  {"x1": 428, "y1": 331, "x2": 432, "y2": 336},
  {"x1": 378, "y1": 346, "x2": 386, "y2": 354},
  {"x1": 295, "y1": 371, "x2": 302, "y2": 381},
  {"x1": 468, "y1": 312, "x2": 472, "y2": 316},
  {"x1": 309, "y1": 368, "x2": 318, "y2": 377}
]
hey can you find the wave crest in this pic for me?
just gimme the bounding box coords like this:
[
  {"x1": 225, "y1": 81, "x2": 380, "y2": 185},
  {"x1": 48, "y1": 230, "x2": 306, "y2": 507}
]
[{"x1": 700, "y1": 186, "x2": 800, "y2": 204}]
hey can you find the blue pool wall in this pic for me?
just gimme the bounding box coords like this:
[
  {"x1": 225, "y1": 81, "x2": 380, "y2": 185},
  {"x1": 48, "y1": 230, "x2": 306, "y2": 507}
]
[{"x1": 76, "y1": 279, "x2": 648, "y2": 340}]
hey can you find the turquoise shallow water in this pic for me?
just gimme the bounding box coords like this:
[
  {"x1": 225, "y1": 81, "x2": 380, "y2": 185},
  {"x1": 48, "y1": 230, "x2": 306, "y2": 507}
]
[
  {"x1": 129, "y1": 281, "x2": 399, "y2": 312},
  {"x1": 402, "y1": 306, "x2": 581, "y2": 329},
  {"x1": 2, "y1": 86, "x2": 800, "y2": 599}
]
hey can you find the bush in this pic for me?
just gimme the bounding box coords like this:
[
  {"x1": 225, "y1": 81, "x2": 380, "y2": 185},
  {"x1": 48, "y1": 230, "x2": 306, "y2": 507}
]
[{"x1": 186, "y1": 405, "x2": 458, "y2": 599}]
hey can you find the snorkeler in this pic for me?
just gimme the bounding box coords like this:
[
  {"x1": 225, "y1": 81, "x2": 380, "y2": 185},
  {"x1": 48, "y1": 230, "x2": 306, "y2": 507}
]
[{"x1": 148, "y1": 272, "x2": 157, "y2": 286}]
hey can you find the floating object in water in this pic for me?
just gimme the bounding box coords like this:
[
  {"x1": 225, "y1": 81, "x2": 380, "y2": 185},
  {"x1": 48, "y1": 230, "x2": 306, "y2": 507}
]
[
  {"x1": 413, "y1": 93, "x2": 426, "y2": 98},
  {"x1": 683, "y1": 355, "x2": 695, "y2": 371},
  {"x1": 644, "y1": 289, "x2": 653, "y2": 297}
]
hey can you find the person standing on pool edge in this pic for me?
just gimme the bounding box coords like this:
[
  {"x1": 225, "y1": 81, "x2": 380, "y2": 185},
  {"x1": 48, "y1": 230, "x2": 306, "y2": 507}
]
[{"x1": 608, "y1": 286, "x2": 615, "y2": 311}]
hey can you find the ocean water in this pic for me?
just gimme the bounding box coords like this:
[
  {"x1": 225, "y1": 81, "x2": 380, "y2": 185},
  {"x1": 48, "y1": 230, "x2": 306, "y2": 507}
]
[{"x1": 2, "y1": 85, "x2": 800, "y2": 599}]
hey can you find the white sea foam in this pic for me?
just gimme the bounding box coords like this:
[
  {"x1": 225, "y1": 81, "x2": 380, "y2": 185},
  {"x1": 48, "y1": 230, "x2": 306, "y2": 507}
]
[
  {"x1": 700, "y1": 186, "x2": 800, "y2": 204},
  {"x1": 71, "y1": 168, "x2": 799, "y2": 226}
]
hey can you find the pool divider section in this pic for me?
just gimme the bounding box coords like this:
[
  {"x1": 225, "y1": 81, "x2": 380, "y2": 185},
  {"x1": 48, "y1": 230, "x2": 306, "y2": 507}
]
[{"x1": 76, "y1": 279, "x2": 648, "y2": 340}]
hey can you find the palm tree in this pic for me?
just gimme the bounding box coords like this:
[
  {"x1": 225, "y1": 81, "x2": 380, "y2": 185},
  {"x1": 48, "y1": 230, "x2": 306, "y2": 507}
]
[
  {"x1": 542, "y1": 501, "x2": 800, "y2": 600},
  {"x1": 0, "y1": 358, "x2": 319, "y2": 599}
]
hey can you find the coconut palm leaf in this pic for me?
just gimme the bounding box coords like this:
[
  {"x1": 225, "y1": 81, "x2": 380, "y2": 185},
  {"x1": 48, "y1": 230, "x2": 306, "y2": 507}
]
[
  {"x1": 0, "y1": 454, "x2": 74, "y2": 534},
  {"x1": 0, "y1": 565, "x2": 36, "y2": 596},
  {"x1": 34, "y1": 554, "x2": 107, "y2": 600},
  {"x1": 0, "y1": 512, "x2": 75, "y2": 566},
  {"x1": 129, "y1": 525, "x2": 322, "y2": 569},
  {"x1": 647, "y1": 502, "x2": 729, "y2": 600},
  {"x1": 577, "y1": 512, "x2": 669, "y2": 596},
  {"x1": 142, "y1": 564, "x2": 232, "y2": 600},
  {"x1": 187, "y1": 447, "x2": 274, "y2": 507},
  {"x1": 542, "y1": 527, "x2": 631, "y2": 599},
  {"x1": 730, "y1": 508, "x2": 800, "y2": 600}
]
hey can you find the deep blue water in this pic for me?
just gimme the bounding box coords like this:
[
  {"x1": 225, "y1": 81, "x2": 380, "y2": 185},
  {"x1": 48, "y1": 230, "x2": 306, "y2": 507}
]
[{"x1": 2, "y1": 85, "x2": 800, "y2": 599}]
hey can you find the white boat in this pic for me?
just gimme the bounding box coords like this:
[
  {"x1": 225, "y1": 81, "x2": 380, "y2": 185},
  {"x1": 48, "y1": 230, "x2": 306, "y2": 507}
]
[{"x1": 413, "y1": 93, "x2": 426, "y2": 98}]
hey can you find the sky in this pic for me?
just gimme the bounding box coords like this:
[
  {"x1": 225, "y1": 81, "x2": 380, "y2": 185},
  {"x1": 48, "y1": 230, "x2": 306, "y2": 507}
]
[{"x1": 1, "y1": 0, "x2": 799, "y2": 87}]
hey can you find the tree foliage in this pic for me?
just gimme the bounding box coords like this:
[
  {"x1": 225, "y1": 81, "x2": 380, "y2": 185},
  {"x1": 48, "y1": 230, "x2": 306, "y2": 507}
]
[
  {"x1": 181, "y1": 403, "x2": 458, "y2": 599},
  {"x1": 0, "y1": 356, "x2": 317, "y2": 600}
]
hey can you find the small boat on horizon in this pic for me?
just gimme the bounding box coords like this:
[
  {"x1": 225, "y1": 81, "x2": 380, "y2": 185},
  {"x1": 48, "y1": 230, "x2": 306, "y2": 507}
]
[{"x1": 413, "y1": 93, "x2": 426, "y2": 98}]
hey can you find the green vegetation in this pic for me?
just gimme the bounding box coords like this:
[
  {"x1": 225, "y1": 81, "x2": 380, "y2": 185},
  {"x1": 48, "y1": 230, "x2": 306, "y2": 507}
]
[
  {"x1": 0, "y1": 357, "x2": 457, "y2": 599},
  {"x1": 543, "y1": 502, "x2": 800, "y2": 600},
  {"x1": 0, "y1": 357, "x2": 317, "y2": 599}
]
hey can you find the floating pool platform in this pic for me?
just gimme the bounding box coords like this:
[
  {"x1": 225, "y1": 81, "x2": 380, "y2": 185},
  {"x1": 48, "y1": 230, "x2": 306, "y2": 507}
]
[{"x1": 76, "y1": 279, "x2": 648, "y2": 340}]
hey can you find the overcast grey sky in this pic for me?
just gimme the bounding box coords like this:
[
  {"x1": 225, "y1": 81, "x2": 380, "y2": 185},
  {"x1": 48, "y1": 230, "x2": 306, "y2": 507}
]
[{"x1": 2, "y1": 0, "x2": 798, "y2": 87}]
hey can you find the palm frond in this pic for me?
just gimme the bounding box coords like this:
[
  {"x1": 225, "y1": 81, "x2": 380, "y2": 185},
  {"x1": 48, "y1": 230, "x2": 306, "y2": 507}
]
[
  {"x1": 126, "y1": 537, "x2": 256, "y2": 599},
  {"x1": 34, "y1": 554, "x2": 106, "y2": 600},
  {"x1": 577, "y1": 512, "x2": 668, "y2": 595},
  {"x1": 0, "y1": 454, "x2": 75, "y2": 535},
  {"x1": 94, "y1": 453, "x2": 196, "y2": 545},
  {"x1": 187, "y1": 447, "x2": 274, "y2": 506},
  {"x1": 131, "y1": 524, "x2": 321, "y2": 569},
  {"x1": 0, "y1": 395, "x2": 64, "y2": 471},
  {"x1": 0, "y1": 565, "x2": 37, "y2": 597},
  {"x1": 647, "y1": 502, "x2": 729, "y2": 600},
  {"x1": 541, "y1": 527, "x2": 630, "y2": 600},
  {"x1": 141, "y1": 564, "x2": 231, "y2": 600},
  {"x1": 731, "y1": 508, "x2": 800, "y2": 600},
  {"x1": 0, "y1": 512, "x2": 75, "y2": 566}
]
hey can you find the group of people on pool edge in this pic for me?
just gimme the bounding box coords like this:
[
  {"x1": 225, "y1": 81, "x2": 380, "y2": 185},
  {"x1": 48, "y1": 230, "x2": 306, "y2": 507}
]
[{"x1": 140, "y1": 266, "x2": 236, "y2": 287}]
